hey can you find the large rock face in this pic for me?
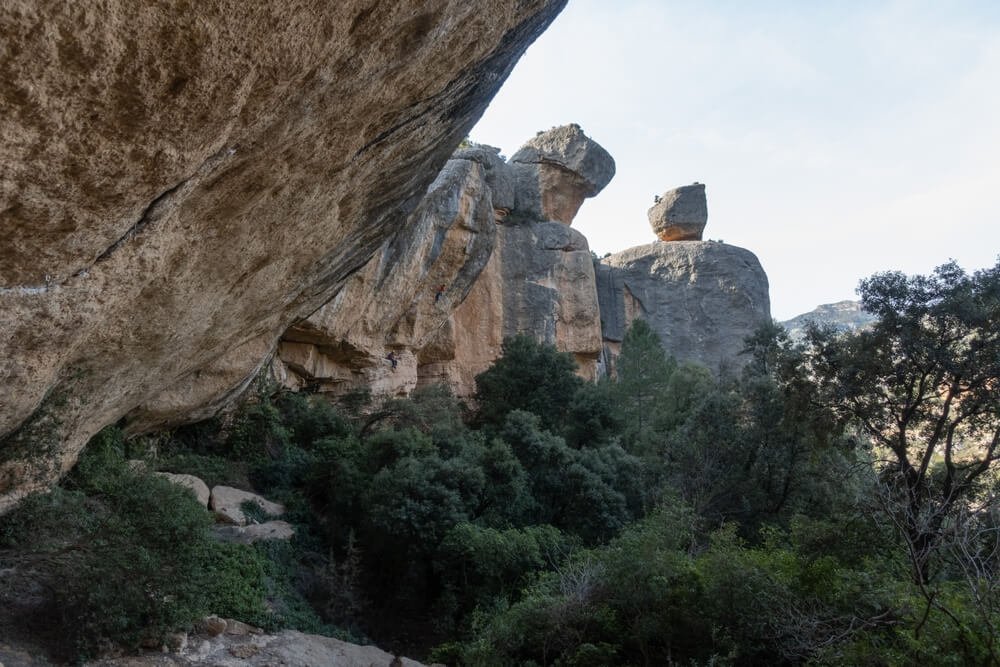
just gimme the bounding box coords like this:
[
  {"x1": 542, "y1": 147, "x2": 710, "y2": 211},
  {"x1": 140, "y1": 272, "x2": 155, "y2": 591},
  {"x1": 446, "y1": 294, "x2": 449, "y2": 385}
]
[
  {"x1": 0, "y1": 0, "x2": 567, "y2": 511},
  {"x1": 267, "y1": 126, "x2": 613, "y2": 399},
  {"x1": 422, "y1": 126, "x2": 611, "y2": 395},
  {"x1": 597, "y1": 241, "x2": 771, "y2": 374},
  {"x1": 429, "y1": 220, "x2": 604, "y2": 395},
  {"x1": 274, "y1": 148, "x2": 500, "y2": 397}
]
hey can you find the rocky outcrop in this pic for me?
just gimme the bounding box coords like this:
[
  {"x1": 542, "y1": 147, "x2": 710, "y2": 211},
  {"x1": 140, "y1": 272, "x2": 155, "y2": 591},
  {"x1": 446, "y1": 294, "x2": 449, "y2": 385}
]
[
  {"x1": 1, "y1": 626, "x2": 427, "y2": 667},
  {"x1": 781, "y1": 300, "x2": 876, "y2": 341},
  {"x1": 0, "y1": 0, "x2": 567, "y2": 511},
  {"x1": 597, "y1": 182, "x2": 770, "y2": 375},
  {"x1": 509, "y1": 123, "x2": 615, "y2": 225},
  {"x1": 88, "y1": 629, "x2": 427, "y2": 667},
  {"x1": 426, "y1": 220, "x2": 604, "y2": 395},
  {"x1": 274, "y1": 148, "x2": 501, "y2": 397},
  {"x1": 649, "y1": 183, "x2": 708, "y2": 241},
  {"x1": 597, "y1": 241, "x2": 770, "y2": 375},
  {"x1": 420, "y1": 126, "x2": 612, "y2": 394},
  {"x1": 269, "y1": 126, "x2": 613, "y2": 398}
]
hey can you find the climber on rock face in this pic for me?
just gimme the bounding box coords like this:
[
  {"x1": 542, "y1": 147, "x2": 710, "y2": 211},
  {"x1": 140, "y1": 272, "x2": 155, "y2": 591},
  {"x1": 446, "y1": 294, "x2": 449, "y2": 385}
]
[
  {"x1": 435, "y1": 284, "x2": 446, "y2": 302},
  {"x1": 386, "y1": 351, "x2": 398, "y2": 370}
]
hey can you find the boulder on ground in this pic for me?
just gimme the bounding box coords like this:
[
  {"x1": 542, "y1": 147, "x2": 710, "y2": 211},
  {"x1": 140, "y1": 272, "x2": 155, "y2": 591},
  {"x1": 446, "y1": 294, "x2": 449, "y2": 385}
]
[
  {"x1": 211, "y1": 520, "x2": 295, "y2": 545},
  {"x1": 88, "y1": 629, "x2": 426, "y2": 666},
  {"x1": 648, "y1": 183, "x2": 708, "y2": 241},
  {"x1": 199, "y1": 616, "x2": 228, "y2": 637},
  {"x1": 155, "y1": 472, "x2": 210, "y2": 507},
  {"x1": 209, "y1": 486, "x2": 284, "y2": 526}
]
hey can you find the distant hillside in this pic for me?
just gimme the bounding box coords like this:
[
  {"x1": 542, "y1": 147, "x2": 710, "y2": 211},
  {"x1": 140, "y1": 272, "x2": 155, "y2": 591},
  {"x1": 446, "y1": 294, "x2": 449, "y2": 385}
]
[{"x1": 781, "y1": 300, "x2": 876, "y2": 340}]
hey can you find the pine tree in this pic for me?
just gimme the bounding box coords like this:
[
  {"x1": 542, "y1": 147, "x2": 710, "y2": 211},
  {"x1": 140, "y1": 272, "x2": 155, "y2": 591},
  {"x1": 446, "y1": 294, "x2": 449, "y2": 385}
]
[{"x1": 614, "y1": 319, "x2": 676, "y2": 450}]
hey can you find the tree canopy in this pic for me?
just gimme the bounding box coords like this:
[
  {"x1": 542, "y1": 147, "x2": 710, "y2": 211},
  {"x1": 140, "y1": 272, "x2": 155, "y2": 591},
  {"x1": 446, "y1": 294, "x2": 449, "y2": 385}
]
[{"x1": 805, "y1": 259, "x2": 1000, "y2": 583}]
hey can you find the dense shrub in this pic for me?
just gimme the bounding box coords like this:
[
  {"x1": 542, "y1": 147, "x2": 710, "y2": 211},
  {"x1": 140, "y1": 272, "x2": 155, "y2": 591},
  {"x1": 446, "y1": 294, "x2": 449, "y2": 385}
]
[
  {"x1": 473, "y1": 334, "x2": 584, "y2": 434},
  {"x1": 0, "y1": 426, "x2": 324, "y2": 661}
]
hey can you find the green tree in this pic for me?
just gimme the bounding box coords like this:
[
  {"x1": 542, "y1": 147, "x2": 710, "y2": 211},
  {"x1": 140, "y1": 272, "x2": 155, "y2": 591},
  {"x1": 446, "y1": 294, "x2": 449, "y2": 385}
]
[
  {"x1": 805, "y1": 259, "x2": 1000, "y2": 586},
  {"x1": 474, "y1": 335, "x2": 583, "y2": 433},
  {"x1": 500, "y1": 411, "x2": 641, "y2": 543},
  {"x1": 613, "y1": 319, "x2": 676, "y2": 449}
]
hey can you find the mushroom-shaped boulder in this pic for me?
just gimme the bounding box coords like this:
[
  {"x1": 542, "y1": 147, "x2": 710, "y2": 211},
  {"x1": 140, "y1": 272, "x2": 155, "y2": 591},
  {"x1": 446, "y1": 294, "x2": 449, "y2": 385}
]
[
  {"x1": 649, "y1": 183, "x2": 708, "y2": 241},
  {"x1": 509, "y1": 124, "x2": 615, "y2": 225}
]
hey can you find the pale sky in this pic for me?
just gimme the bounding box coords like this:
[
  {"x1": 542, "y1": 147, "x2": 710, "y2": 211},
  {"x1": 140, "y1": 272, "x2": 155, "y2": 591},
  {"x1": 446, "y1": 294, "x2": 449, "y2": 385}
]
[{"x1": 471, "y1": 0, "x2": 1000, "y2": 320}]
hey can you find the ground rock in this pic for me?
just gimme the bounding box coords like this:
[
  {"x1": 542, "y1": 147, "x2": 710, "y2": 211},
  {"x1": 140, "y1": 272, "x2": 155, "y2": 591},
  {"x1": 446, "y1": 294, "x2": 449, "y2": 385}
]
[
  {"x1": 87, "y1": 629, "x2": 426, "y2": 667},
  {"x1": 209, "y1": 486, "x2": 284, "y2": 526},
  {"x1": 154, "y1": 472, "x2": 210, "y2": 507},
  {"x1": 0, "y1": 0, "x2": 567, "y2": 512},
  {"x1": 597, "y1": 241, "x2": 770, "y2": 375},
  {"x1": 198, "y1": 616, "x2": 227, "y2": 637},
  {"x1": 649, "y1": 183, "x2": 708, "y2": 241},
  {"x1": 211, "y1": 520, "x2": 295, "y2": 544}
]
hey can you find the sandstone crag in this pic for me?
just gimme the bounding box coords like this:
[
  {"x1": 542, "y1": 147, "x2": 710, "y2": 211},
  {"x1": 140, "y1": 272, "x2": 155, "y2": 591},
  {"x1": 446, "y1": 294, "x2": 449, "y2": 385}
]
[
  {"x1": 274, "y1": 146, "x2": 500, "y2": 397},
  {"x1": 597, "y1": 240, "x2": 770, "y2": 375},
  {"x1": 0, "y1": 0, "x2": 567, "y2": 512},
  {"x1": 424, "y1": 126, "x2": 613, "y2": 394},
  {"x1": 509, "y1": 123, "x2": 615, "y2": 225},
  {"x1": 269, "y1": 126, "x2": 614, "y2": 398}
]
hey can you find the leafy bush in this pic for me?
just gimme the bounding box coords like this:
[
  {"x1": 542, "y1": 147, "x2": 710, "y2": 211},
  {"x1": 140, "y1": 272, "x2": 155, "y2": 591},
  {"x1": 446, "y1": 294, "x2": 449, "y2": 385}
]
[
  {"x1": 0, "y1": 426, "x2": 322, "y2": 661},
  {"x1": 155, "y1": 452, "x2": 247, "y2": 488},
  {"x1": 474, "y1": 335, "x2": 583, "y2": 433}
]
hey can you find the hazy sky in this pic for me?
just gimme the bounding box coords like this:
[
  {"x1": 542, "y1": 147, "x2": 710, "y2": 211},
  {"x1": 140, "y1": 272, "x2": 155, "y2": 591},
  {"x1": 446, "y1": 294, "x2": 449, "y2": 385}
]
[{"x1": 471, "y1": 0, "x2": 1000, "y2": 320}]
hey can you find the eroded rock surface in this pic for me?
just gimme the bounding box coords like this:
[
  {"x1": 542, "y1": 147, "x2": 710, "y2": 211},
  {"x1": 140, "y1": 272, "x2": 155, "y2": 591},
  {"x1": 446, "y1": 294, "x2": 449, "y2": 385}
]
[
  {"x1": 271, "y1": 126, "x2": 613, "y2": 398},
  {"x1": 425, "y1": 220, "x2": 604, "y2": 395},
  {"x1": 275, "y1": 148, "x2": 500, "y2": 397},
  {"x1": 0, "y1": 628, "x2": 427, "y2": 667},
  {"x1": 509, "y1": 124, "x2": 615, "y2": 225},
  {"x1": 597, "y1": 241, "x2": 770, "y2": 374},
  {"x1": 274, "y1": 126, "x2": 614, "y2": 396},
  {"x1": 0, "y1": 0, "x2": 567, "y2": 511},
  {"x1": 649, "y1": 183, "x2": 708, "y2": 241}
]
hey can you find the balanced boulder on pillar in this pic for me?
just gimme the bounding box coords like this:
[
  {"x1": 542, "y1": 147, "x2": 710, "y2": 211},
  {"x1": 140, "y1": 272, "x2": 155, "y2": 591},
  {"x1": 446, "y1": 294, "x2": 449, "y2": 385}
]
[{"x1": 649, "y1": 183, "x2": 708, "y2": 241}]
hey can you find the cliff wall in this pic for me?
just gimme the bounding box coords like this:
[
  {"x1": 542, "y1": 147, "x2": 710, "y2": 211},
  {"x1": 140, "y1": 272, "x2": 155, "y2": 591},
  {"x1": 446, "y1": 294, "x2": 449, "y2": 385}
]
[
  {"x1": 269, "y1": 125, "x2": 615, "y2": 398},
  {"x1": 0, "y1": 0, "x2": 567, "y2": 511}
]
